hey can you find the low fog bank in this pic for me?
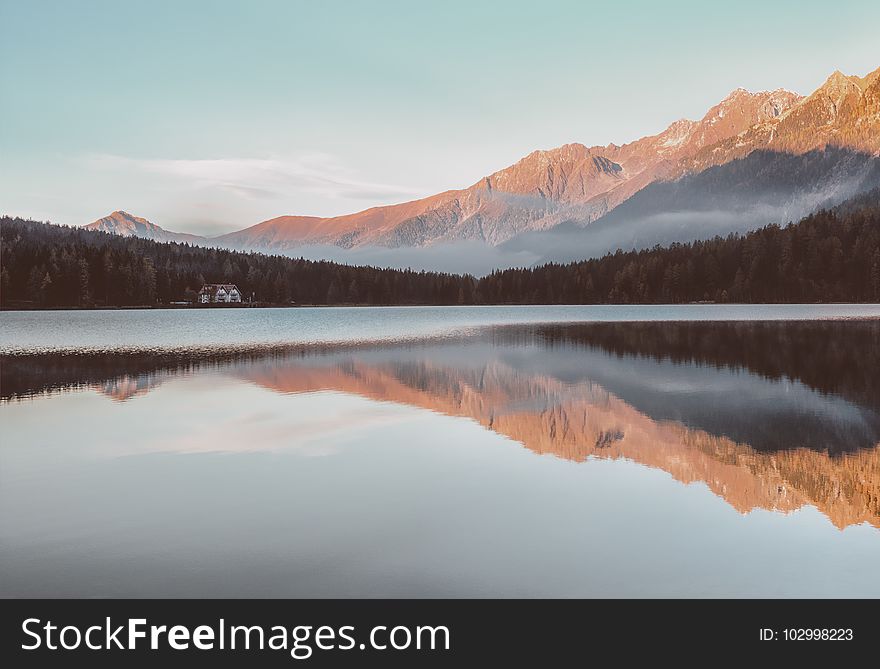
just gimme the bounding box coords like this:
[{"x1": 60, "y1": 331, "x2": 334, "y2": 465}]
[
  {"x1": 276, "y1": 241, "x2": 542, "y2": 277},
  {"x1": 503, "y1": 197, "x2": 852, "y2": 268}
]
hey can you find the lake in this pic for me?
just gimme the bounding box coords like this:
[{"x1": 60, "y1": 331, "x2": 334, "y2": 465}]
[{"x1": 2, "y1": 305, "x2": 880, "y2": 597}]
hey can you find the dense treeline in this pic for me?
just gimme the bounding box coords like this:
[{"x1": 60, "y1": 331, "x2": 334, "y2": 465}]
[
  {"x1": 480, "y1": 193, "x2": 880, "y2": 304},
  {"x1": 2, "y1": 192, "x2": 879, "y2": 308},
  {"x1": 0, "y1": 219, "x2": 470, "y2": 308}
]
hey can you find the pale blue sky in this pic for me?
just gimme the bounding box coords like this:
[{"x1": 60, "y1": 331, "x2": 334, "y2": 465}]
[{"x1": 2, "y1": 0, "x2": 878, "y2": 234}]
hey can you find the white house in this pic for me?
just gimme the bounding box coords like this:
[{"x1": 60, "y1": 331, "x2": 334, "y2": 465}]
[{"x1": 198, "y1": 283, "x2": 242, "y2": 303}]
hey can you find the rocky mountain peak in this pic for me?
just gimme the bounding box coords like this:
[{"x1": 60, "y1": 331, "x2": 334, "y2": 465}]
[
  {"x1": 85, "y1": 211, "x2": 204, "y2": 243},
  {"x1": 810, "y1": 69, "x2": 865, "y2": 110}
]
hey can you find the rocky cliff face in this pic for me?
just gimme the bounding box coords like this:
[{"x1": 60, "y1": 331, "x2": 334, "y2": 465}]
[{"x1": 680, "y1": 67, "x2": 880, "y2": 174}]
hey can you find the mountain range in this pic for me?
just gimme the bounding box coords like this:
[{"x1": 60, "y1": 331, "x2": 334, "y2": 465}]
[{"x1": 84, "y1": 65, "x2": 880, "y2": 269}]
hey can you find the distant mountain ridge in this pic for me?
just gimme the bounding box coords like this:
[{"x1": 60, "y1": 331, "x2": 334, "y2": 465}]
[
  {"x1": 83, "y1": 65, "x2": 880, "y2": 259},
  {"x1": 85, "y1": 210, "x2": 205, "y2": 244},
  {"x1": 213, "y1": 87, "x2": 808, "y2": 250}
]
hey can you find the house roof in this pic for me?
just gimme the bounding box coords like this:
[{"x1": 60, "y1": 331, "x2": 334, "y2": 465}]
[{"x1": 199, "y1": 283, "x2": 240, "y2": 295}]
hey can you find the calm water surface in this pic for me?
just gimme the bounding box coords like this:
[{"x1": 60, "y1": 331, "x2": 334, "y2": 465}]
[
  {"x1": 2, "y1": 303, "x2": 880, "y2": 353},
  {"x1": 1, "y1": 305, "x2": 879, "y2": 597}
]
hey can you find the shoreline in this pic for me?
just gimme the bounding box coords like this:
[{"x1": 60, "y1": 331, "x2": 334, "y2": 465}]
[{"x1": 3, "y1": 300, "x2": 880, "y2": 313}]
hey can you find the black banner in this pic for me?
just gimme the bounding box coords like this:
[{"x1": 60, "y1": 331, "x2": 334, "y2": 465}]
[{"x1": 0, "y1": 599, "x2": 875, "y2": 666}]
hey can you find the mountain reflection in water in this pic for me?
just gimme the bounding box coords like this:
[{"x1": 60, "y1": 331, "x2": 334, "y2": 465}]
[{"x1": 3, "y1": 320, "x2": 879, "y2": 530}]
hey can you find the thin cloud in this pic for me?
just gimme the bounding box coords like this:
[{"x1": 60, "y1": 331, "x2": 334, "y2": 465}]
[
  {"x1": 83, "y1": 153, "x2": 422, "y2": 203},
  {"x1": 217, "y1": 183, "x2": 278, "y2": 200}
]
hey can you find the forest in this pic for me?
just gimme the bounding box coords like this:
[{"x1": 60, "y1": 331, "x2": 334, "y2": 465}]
[{"x1": 1, "y1": 191, "x2": 879, "y2": 308}]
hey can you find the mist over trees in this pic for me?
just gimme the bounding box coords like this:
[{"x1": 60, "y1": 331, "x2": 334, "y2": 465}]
[
  {"x1": 2, "y1": 191, "x2": 879, "y2": 308},
  {"x1": 480, "y1": 196, "x2": 880, "y2": 304},
  {"x1": 0, "y1": 219, "x2": 468, "y2": 308}
]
